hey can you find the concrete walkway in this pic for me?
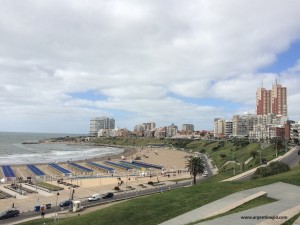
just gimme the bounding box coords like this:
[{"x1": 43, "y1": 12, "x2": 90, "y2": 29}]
[
  {"x1": 159, "y1": 182, "x2": 300, "y2": 225},
  {"x1": 245, "y1": 157, "x2": 253, "y2": 165}
]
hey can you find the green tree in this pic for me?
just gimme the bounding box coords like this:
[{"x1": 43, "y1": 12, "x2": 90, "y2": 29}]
[
  {"x1": 250, "y1": 151, "x2": 258, "y2": 159},
  {"x1": 186, "y1": 156, "x2": 205, "y2": 185}
]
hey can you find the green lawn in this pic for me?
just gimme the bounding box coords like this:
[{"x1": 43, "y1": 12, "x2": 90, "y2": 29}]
[
  {"x1": 36, "y1": 182, "x2": 64, "y2": 191},
  {"x1": 19, "y1": 165, "x2": 300, "y2": 225}
]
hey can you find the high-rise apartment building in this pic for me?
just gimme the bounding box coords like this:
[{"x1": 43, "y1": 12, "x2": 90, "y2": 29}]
[
  {"x1": 89, "y1": 116, "x2": 115, "y2": 136},
  {"x1": 272, "y1": 82, "x2": 287, "y2": 116},
  {"x1": 256, "y1": 80, "x2": 287, "y2": 116},
  {"x1": 181, "y1": 124, "x2": 194, "y2": 132},
  {"x1": 256, "y1": 88, "x2": 271, "y2": 115}
]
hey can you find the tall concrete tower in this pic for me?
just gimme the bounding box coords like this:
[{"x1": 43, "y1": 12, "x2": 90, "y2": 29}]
[{"x1": 271, "y1": 79, "x2": 287, "y2": 116}]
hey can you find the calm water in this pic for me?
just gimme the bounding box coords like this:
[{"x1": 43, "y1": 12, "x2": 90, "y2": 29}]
[{"x1": 0, "y1": 132, "x2": 123, "y2": 165}]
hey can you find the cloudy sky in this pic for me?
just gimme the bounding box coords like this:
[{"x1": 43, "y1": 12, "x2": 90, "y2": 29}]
[{"x1": 1, "y1": 0, "x2": 300, "y2": 134}]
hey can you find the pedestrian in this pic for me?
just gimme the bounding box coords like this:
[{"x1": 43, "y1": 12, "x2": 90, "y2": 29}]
[
  {"x1": 12, "y1": 203, "x2": 14, "y2": 208},
  {"x1": 41, "y1": 204, "x2": 45, "y2": 218}
]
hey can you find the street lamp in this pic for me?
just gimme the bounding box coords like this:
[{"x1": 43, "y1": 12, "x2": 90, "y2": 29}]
[
  {"x1": 259, "y1": 139, "x2": 263, "y2": 165},
  {"x1": 68, "y1": 187, "x2": 74, "y2": 211},
  {"x1": 233, "y1": 163, "x2": 236, "y2": 176},
  {"x1": 54, "y1": 192, "x2": 60, "y2": 223}
]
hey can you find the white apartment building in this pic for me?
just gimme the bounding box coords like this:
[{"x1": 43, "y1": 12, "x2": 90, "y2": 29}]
[
  {"x1": 225, "y1": 120, "x2": 233, "y2": 137},
  {"x1": 232, "y1": 113, "x2": 257, "y2": 137},
  {"x1": 249, "y1": 124, "x2": 271, "y2": 140},
  {"x1": 166, "y1": 124, "x2": 178, "y2": 138},
  {"x1": 214, "y1": 118, "x2": 225, "y2": 138},
  {"x1": 89, "y1": 116, "x2": 115, "y2": 136}
]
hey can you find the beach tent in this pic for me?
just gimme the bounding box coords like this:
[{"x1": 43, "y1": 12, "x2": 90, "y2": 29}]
[{"x1": 0, "y1": 177, "x2": 7, "y2": 183}]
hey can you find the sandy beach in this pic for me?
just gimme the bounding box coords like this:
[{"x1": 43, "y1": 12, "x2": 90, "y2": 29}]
[{"x1": 0, "y1": 147, "x2": 192, "y2": 213}]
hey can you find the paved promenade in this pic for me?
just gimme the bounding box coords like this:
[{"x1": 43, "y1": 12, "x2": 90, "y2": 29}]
[{"x1": 160, "y1": 182, "x2": 300, "y2": 225}]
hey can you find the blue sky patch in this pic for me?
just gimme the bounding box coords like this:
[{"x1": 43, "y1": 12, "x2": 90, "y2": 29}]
[
  {"x1": 259, "y1": 40, "x2": 300, "y2": 73},
  {"x1": 69, "y1": 90, "x2": 107, "y2": 101}
]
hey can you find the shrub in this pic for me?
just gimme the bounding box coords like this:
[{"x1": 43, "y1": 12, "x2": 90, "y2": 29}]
[
  {"x1": 148, "y1": 181, "x2": 154, "y2": 185},
  {"x1": 250, "y1": 151, "x2": 258, "y2": 159},
  {"x1": 200, "y1": 149, "x2": 206, "y2": 154},
  {"x1": 211, "y1": 146, "x2": 220, "y2": 152},
  {"x1": 220, "y1": 153, "x2": 227, "y2": 159},
  {"x1": 268, "y1": 161, "x2": 290, "y2": 174},
  {"x1": 251, "y1": 161, "x2": 290, "y2": 179},
  {"x1": 114, "y1": 186, "x2": 120, "y2": 190}
]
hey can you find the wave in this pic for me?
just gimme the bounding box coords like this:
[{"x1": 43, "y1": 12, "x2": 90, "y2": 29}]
[{"x1": 0, "y1": 147, "x2": 123, "y2": 165}]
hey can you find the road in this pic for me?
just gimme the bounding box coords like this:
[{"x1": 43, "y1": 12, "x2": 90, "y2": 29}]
[{"x1": 3, "y1": 159, "x2": 212, "y2": 224}]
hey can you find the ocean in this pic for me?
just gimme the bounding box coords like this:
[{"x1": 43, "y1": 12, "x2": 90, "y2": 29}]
[{"x1": 0, "y1": 132, "x2": 123, "y2": 165}]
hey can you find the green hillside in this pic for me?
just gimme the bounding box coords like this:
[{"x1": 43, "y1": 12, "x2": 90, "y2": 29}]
[{"x1": 90, "y1": 137, "x2": 289, "y2": 176}]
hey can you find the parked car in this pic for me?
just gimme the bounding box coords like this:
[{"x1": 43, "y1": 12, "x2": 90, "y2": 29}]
[
  {"x1": 262, "y1": 158, "x2": 267, "y2": 164},
  {"x1": 59, "y1": 200, "x2": 72, "y2": 207},
  {"x1": 0, "y1": 210, "x2": 20, "y2": 220},
  {"x1": 88, "y1": 194, "x2": 100, "y2": 201},
  {"x1": 101, "y1": 192, "x2": 114, "y2": 199}
]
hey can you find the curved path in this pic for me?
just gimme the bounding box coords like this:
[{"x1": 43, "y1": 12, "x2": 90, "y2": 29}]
[{"x1": 223, "y1": 146, "x2": 300, "y2": 182}]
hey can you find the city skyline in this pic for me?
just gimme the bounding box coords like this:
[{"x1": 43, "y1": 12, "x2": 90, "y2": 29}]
[{"x1": 1, "y1": 1, "x2": 300, "y2": 134}]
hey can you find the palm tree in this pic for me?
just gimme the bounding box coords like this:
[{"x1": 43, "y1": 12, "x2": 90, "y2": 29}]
[{"x1": 186, "y1": 156, "x2": 205, "y2": 185}]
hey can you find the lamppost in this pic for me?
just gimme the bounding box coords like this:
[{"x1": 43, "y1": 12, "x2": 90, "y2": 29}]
[
  {"x1": 260, "y1": 139, "x2": 263, "y2": 165},
  {"x1": 232, "y1": 152, "x2": 235, "y2": 176},
  {"x1": 68, "y1": 187, "x2": 73, "y2": 211},
  {"x1": 54, "y1": 192, "x2": 60, "y2": 223}
]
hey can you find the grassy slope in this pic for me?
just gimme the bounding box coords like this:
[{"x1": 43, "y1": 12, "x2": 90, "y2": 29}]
[
  {"x1": 189, "y1": 141, "x2": 287, "y2": 175},
  {"x1": 282, "y1": 213, "x2": 300, "y2": 225},
  {"x1": 20, "y1": 165, "x2": 300, "y2": 225}
]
